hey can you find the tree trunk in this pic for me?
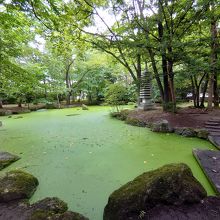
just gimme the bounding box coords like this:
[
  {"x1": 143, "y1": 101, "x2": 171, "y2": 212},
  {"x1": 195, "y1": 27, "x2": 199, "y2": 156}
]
[
  {"x1": 65, "y1": 60, "x2": 74, "y2": 105},
  {"x1": 148, "y1": 49, "x2": 164, "y2": 100},
  {"x1": 18, "y1": 102, "x2": 22, "y2": 108},
  {"x1": 167, "y1": 48, "x2": 176, "y2": 112},
  {"x1": 57, "y1": 94, "x2": 61, "y2": 109},
  {"x1": 136, "y1": 53, "x2": 142, "y2": 105},
  {"x1": 213, "y1": 70, "x2": 219, "y2": 107},
  {"x1": 200, "y1": 74, "x2": 209, "y2": 108},
  {"x1": 208, "y1": 4, "x2": 218, "y2": 109},
  {"x1": 191, "y1": 76, "x2": 196, "y2": 107},
  {"x1": 157, "y1": 5, "x2": 173, "y2": 112},
  {"x1": 0, "y1": 99, "x2": 3, "y2": 109}
]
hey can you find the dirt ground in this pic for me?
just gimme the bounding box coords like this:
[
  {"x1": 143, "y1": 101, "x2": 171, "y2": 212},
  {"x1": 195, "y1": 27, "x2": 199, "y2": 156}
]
[{"x1": 128, "y1": 106, "x2": 220, "y2": 129}]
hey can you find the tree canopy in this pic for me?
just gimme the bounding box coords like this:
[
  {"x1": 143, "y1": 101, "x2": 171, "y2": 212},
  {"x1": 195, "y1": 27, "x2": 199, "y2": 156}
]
[{"x1": 0, "y1": 0, "x2": 219, "y2": 111}]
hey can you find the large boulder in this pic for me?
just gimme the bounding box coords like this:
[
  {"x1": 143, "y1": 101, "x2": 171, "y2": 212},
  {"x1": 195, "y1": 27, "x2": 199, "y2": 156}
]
[
  {"x1": 0, "y1": 170, "x2": 39, "y2": 202},
  {"x1": 0, "y1": 152, "x2": 20, "y2": 170},
  {"x1": 104, "y1": 163, "x2": 206, "y2": 220},
  {"x1": 125, "y1": 117, "x2": 146, "y2": 127},
  {"x1": 196, "y1": 129, "x2": 209, "y2": 139},
  {"x1": 174, "y1": 127, "x2": 197, "y2": 137},
  {"x1": 150, "y1": 120, "x2": 173, "y2": 133}
]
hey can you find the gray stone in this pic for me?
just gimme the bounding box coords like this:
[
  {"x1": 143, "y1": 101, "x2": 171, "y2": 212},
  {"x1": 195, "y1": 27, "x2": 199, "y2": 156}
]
[
  {"x1": 0, "y1": 170, "x2": 39, "y2": 202},
  {"x1": 196, "y1": 129, "x2": 209, "y2": 139},
  {"x1": 150, "y1": 120, "x2": 173, "y2": 133},
  {"x1": 174, "y1": 127, "x2": 197, "y2": 137},
  {"x1": 0, "y1": 152, "x2": 20, "y2": 170},
  {"x1": 104, "y1": 163, "x2": 206, "y2": 220},
  {"x1": 82, "y1": 104, "x2": 89, "y2": 110}
]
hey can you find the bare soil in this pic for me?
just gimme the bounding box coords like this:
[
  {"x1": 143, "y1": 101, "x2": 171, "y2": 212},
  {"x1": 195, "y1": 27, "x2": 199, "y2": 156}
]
[{"x1": 128, "y1": 107, "x2": 220, "y2": 129}]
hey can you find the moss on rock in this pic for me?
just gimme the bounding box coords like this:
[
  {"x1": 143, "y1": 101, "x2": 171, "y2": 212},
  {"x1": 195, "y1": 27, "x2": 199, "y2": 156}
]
[
  {"x1": 28, "y1": 197, "x2": 90, "y2": 220},
  {"x1": 174, "y1": 127, "x2": 197, "y2": 137},
  {"x1": 110, "y1": 109, "x2": 130, "y2": 121},
  {"x1": 196, "y1": 129, "x2": 209, "y2": 139},
  {"x1": 150, "y1": 120, "x2": 174, "y2": 133},
  {"x1": 125, "y1": 117, "x2": 146, "y2": 127},
  {"x1": 0, "y1": 170, "x2": 39, "y2": 202},
  {"x1": 51, "y1": 211, "x2": 89, "y2": 220},
  {"x1": 31, "y1": 197, "x2": 68, "y2": 214},
  {"x1": 28, "y1": 210, "x2": 54, "y2": 220},
  {"x1": 104, "y1": 163, "x2": 206, "y2": 220}
]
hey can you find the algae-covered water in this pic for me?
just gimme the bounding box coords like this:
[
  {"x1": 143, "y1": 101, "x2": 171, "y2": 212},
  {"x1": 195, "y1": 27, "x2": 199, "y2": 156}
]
[{"x1": 0, "y1": 106, "x2": 216, "y2": 219}]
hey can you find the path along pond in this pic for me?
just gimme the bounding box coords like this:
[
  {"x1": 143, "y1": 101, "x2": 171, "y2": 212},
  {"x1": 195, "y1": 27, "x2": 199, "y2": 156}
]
[{"x1": 0, "y1": 106, "x2": 216, "y2": 219}]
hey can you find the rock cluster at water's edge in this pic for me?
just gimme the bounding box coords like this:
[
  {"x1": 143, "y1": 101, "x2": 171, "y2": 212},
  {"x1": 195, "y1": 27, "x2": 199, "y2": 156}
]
[{"x1": 103, "y1": 163, "x2": 220, "y2": 220}]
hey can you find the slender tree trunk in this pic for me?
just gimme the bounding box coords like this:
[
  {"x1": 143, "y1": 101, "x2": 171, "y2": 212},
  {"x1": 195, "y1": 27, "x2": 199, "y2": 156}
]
[
  {"x1": 158, "y1": 4, "x2": 172, "y2": 112},
  {"x1": 167, "y1": 48, "x2": 176, "y2": 112},
  {"x1": 43, "y1": 79, "x2": 47, "y2": 99},
  {"x1": 136, "y1": 53, "x2": 142, "y2": 105},
  {"x1": 208, "y1": 4, "x2": 218, "y2": 109},
  {"x1": 65, "y1": 60, "x2": 74, "y2": 105},
  {"x1": 213, "y1": 69, "x2": 219, "y2": 107},
  {"x1": 148, "y1": 49, "x2": 164, "y2": 99},
  {"x1": 57, "y1": 94, "x2": 60, "y2": 109},
  {"x1": 18, "y1": 102, "x2": 22, "y2": 108},
  {"x1": 0, "y1": 99, "x2": 3, "y2": 109},
  {"x1": 200, "y1": 73, "x2": 209, "y2": 108},
  {"x1": 191, "y1": 76, "x2": 196, "y2": 107}
]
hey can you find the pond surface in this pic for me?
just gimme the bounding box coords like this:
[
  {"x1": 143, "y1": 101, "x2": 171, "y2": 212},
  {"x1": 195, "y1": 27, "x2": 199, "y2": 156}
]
[{"x1": 0, "y1": 106, "x2": 216, "y2": 220}]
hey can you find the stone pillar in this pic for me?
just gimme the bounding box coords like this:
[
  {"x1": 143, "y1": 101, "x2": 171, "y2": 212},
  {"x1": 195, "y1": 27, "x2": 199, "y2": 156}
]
[{"x1": 138, "y1": 70, "x2": 154, "y2": 110}]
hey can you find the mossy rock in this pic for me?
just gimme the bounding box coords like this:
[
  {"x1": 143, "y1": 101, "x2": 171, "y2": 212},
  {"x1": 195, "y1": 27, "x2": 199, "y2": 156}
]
[
  {"x1": 29, "y1": 198, "x2": 88, "y2": 220},
  {"x1": 104, "y1": 163, "x2": 206, "y2": 220},
  {"x1": 174, "y1": 127, "x2": 197, "y2": 137},
  {"x1": 110, "y1": 109, "x2": 130, "y2": 121},
  {"x1": 196, "y1": 129, "x2": 209, "y2": 139},
  {"x1": 0, "y1": 152, "x2": 20, "y2": 170},
  {"x1": 31, "y1": 197, "x2": 68, "y2": 214},
  {"x1": 125, "y1": 117, "x2": 146, "y2": 127},
  {"x1": 28, "y1": 210, "x2": 54, "y2": 220},
  {"x1": 82, "y1": 104, "x2": 89, "y2": 110},
  {"x1": 150, "y1": 120, "x2": 173, "y2": 133},
  {"x1": 51, "y1": 211, "x2": 89, "y2": 220},
  {"x1": 0, "y1": 170, "x2": 39, "y2": 202}
]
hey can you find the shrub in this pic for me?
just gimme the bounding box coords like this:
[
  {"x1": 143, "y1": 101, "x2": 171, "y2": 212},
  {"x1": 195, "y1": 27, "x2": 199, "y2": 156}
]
[
  {"x1": 105, "y1": 84, "x2": 128, "y2": 112},
  {"x1": 110, "y1": 109, "x2": 130, "y2": 121}
]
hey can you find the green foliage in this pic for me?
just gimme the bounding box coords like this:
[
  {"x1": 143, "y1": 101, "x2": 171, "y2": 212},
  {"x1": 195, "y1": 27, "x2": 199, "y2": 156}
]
[
  {"x1": 110, "y1": 109, "x2": 130, "y2": 121},
  {"x1": 105, "y1": 84, "x2": 128, "y2": 111},
  {"x1": 0, "y1": 0, "x2": 219, "y2": 109}
]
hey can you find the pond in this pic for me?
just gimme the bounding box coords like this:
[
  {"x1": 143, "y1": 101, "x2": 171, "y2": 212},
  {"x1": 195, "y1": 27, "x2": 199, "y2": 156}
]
[{"x1": 0, "y1": 106, "x2": 216, "y2": 220}]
